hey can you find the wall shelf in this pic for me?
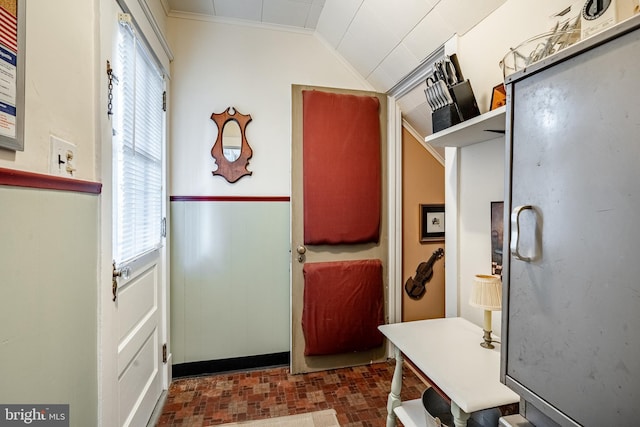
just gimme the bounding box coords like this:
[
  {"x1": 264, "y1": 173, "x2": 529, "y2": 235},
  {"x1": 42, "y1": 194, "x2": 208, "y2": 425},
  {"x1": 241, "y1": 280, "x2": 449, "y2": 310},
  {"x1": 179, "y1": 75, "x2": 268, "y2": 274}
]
[{"x1": 425, "y1": 106, "x2": 506, "y2": 148}]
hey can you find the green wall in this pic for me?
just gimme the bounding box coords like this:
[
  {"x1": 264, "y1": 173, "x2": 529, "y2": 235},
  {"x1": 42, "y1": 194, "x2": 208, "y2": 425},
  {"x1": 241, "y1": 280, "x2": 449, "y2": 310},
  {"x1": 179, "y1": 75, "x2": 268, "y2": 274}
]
[
  {"x1": 0, "y1": 186, "x2": 98, "y2": 426},
  {"x1": 170, "y1": 200, "x2": 290, "y2": 363}
]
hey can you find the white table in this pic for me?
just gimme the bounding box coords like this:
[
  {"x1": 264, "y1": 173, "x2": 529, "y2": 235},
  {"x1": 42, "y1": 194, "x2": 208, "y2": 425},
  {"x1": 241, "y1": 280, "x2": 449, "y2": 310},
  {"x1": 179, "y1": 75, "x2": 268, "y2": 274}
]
[{"x1": 379, "y1": 317, "x2": 520, "y2": 427}]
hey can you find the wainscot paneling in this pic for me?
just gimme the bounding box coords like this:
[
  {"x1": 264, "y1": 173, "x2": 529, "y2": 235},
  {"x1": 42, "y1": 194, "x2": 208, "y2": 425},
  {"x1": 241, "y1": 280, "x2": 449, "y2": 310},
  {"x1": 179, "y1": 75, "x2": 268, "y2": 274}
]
[
  {"x1": 170, "y1": 198, "x2": 290, "y2": 364},
  {"x1": 0, "y1": 185, "x2": 99, "y2": 425}
]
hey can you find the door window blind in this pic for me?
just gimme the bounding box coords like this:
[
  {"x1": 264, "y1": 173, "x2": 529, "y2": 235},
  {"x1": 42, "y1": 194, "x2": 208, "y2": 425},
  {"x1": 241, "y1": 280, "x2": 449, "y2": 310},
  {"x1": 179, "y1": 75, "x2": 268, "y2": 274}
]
[{"x1": 113, "y1": 19, "x2": 164, "y2": 264}]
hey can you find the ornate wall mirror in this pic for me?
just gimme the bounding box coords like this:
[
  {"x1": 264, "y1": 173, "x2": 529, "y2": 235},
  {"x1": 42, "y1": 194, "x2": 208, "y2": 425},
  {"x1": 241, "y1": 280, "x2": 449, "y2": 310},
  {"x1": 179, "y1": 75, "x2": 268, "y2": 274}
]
[{"x1": 210, "y1": 107, "x2": 253, "y2": 183}]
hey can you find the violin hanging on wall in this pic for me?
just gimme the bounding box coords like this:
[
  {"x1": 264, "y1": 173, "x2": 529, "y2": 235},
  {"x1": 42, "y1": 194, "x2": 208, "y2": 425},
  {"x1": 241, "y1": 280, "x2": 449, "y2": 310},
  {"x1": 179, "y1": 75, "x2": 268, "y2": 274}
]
[{"x1": 404, "y1": 248, "x2": 444, "y2": 300}]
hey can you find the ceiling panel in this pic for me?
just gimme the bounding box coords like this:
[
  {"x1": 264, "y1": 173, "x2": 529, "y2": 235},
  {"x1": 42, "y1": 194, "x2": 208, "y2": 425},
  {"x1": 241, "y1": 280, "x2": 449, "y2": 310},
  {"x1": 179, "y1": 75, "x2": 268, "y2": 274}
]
[
  {"x1": 435, "y1": 0, "x2": 506, "y2": 35},
  {"x1": 368, "y1": 44, "x2": 420, "y2": 92},
  {"x1": 403, "y1": 10, "x2": 455, "y2": 63},
  {"x1": 263, "y1": 0, "x2": 312, "y2": 27},
  {"x1": 167, "y1": 0, "x2": 214, "y2": 15},
  {"x1": 336, "y1": 2, "x2": 399, "y2": 78},
  {"x1": 315, "y1": 0, "x2": 363, "y2": 48},
  {"x1": 365, "y1": 71, "x2": 393, "y2": 96},
  {"x1": 365, "y1": 0, "x2": 437, "y2": 41},
  {"x1": 305, "y1": 0, "x2": 326, "y2": 29},
  {"x1": 213, "y1": 0, "x2": 263, "y2": 21}
]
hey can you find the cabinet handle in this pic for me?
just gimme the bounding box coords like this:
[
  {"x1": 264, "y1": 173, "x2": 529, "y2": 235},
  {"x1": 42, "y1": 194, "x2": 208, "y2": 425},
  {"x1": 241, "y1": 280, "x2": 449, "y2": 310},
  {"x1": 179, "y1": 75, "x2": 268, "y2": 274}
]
[{"x1": 511, "y1": 205, "x2": 534, "y2": 262}]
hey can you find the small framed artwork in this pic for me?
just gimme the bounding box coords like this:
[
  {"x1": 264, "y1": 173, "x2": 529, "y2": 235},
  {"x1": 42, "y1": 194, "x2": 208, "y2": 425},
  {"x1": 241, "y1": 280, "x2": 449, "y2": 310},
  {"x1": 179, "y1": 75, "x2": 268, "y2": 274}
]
[
  {"x1": 420, "y1": 204, "x2": 445, "y2": 242},
  {"x1": 490, "y1": 83, "x2": 506, "y2": 111},
  {"x1": 491, "y1": 201, "x2": 504, "y2": 277}
]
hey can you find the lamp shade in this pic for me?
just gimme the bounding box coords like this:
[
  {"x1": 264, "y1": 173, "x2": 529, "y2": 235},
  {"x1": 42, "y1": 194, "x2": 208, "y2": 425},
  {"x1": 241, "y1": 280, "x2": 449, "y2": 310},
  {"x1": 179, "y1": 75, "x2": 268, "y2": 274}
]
[{"x1": 469, "y1": 274, "x2": 502, "y2": 311}]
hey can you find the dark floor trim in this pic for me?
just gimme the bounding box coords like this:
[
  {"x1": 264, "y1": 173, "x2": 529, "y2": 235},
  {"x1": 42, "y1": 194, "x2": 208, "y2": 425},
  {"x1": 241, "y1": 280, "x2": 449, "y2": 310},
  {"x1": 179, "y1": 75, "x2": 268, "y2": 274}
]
[{"x1": 172, "y1": 352, "x2": 290, "y2": 378}]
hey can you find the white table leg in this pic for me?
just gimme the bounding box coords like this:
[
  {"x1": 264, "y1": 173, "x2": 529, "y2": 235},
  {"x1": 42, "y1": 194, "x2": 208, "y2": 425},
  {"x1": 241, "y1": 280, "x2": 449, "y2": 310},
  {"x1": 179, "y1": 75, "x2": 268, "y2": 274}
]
[
  {"x1": 451, "y1": 401, "x2": 471, "y2": 427},
  {"x1": 386, "y1": 346, "x2": 403, "y2": 427}
]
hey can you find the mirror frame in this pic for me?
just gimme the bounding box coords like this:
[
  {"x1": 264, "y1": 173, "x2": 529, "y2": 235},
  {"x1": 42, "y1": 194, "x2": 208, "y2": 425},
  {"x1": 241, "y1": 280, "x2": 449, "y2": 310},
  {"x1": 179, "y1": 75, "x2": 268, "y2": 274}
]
[{"x1": 210, "y1": 107, "x2": 253, "y2": 183}]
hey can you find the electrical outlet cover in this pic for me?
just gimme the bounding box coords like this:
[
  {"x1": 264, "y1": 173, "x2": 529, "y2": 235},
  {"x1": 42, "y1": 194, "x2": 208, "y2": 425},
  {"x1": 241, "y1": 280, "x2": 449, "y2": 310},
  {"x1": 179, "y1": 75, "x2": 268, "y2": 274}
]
[{"x1": 49, "y1": 135, "x2": 77, "y2": 177}]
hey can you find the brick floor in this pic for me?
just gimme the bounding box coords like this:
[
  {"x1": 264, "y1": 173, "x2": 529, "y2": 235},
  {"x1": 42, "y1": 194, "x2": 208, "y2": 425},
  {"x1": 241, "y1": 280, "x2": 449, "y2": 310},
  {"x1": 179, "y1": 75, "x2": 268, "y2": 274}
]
[{"x1": 156, "y1": 359, "x2": 425, "y2": 426}]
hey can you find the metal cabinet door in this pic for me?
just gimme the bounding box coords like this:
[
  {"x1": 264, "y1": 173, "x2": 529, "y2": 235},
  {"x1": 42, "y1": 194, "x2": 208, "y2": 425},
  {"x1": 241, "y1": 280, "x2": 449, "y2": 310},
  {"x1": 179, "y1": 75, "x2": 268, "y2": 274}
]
[{"x1": 505, "y1": 26, "x2": 640, "y2": 426}]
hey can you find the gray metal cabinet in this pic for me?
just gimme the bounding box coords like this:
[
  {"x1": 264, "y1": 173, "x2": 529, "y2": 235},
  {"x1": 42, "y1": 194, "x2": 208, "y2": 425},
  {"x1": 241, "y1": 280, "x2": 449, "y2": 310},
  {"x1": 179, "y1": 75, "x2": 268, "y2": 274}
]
[{"x1": 502, "y1": 15, "x2": 640, "y2": 427}]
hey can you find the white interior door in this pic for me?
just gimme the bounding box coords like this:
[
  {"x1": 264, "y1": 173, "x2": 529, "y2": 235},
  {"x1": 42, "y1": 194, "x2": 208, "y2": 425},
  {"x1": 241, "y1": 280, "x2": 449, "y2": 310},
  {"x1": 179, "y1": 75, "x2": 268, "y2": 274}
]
[
  {"x1": 113, "y1": 251, "x2": 163, "y2": 427},
  {"x1": 100, "y1": 2, "x2": 166, "y2": 425}
]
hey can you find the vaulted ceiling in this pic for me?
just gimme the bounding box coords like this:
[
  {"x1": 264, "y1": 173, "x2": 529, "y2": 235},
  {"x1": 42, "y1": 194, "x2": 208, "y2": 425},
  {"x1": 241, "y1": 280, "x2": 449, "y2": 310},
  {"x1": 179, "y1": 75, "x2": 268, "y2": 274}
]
[
  {"x1": 163, "y1": 0, "x2": 506, "y2": 143},
  {"x1": 165, "y1": 0, "x2": 327, "y2": 29}
]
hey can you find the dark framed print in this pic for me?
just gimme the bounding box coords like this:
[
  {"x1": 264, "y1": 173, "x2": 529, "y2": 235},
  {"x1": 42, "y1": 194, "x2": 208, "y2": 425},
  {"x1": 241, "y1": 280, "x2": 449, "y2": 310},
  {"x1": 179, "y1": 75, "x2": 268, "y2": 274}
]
[
  {"x1": 490, "y1": 83, "x2": 506, "y2": 111},
  {"x1": 420, "y1": 204, "x2": 445, "y2": 242},
  {"x1": 491, "y1": 201, "x2": 504, "y2": 277}
]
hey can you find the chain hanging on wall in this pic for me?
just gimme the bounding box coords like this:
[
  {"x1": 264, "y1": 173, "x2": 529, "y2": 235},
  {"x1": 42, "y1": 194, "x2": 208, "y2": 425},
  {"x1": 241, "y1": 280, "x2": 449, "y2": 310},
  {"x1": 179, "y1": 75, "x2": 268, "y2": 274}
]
[{"x1": 106, "y1": 60, "x2": 119, "y2": 118}]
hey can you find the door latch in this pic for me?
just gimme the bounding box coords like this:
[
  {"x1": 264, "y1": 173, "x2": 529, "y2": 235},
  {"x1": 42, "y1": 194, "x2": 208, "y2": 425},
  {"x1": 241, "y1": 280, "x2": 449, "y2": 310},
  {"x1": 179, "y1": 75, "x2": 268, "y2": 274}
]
[{"x1": 112, "y1": 261, "x2": 130, "y2": 302}]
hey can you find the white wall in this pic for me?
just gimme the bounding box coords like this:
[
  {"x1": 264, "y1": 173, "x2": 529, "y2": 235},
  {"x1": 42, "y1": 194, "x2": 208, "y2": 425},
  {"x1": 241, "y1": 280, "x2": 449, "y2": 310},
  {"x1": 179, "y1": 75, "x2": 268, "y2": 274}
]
[
  {"x1": 0, "y1": 0, "x2": 96, "y2": 180},
  {"x1": 458, "y1": 138, "x2": 505, "y2": 336},
  {"x1": 166, "y1": 17, "x2": 374, "y2": 363},
  {"x1": 168, "y1": 17, "x2": 370, "y2": 196}
]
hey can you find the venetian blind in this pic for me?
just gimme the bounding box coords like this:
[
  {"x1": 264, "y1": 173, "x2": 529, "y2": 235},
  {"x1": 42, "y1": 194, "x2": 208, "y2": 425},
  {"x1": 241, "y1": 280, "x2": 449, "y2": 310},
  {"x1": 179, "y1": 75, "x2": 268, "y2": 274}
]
[{"x1": 113, "y1": 19, "x2": 164, "y2": 264}]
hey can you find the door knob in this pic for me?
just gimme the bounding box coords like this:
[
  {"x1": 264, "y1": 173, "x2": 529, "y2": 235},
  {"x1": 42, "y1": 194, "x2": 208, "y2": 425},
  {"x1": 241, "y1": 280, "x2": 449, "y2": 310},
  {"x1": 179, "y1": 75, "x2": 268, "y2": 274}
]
[
  {"x1": 296, "y1": 245, "x2": 306, "y2": 263},
  {"x1": 112, "y1": 261, "x2": 121, "y2": 302}
]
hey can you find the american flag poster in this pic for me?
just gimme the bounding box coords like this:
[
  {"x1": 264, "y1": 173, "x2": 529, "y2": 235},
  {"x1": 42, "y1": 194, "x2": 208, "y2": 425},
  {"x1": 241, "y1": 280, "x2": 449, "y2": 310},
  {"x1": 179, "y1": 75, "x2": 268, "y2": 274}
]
[
  {"x1": 0, "y1": 0, "x2": 16, "y2": 138},
  {"x1": 0, "y1": 0, "x2": 15, "y2": 53}
]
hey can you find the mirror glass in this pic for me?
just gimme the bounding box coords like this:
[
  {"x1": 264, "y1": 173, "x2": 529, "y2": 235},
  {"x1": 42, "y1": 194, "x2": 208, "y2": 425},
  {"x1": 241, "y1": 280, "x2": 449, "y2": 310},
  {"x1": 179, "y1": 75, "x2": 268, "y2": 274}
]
[{"x1": 222, "y1": 120, "x2": 242, "y2": 162}]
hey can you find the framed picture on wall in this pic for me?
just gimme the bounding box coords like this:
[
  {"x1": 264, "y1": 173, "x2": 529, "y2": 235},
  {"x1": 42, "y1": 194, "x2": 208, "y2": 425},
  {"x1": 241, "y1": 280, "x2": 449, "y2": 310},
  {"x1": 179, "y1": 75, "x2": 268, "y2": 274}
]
[
  {"x1": 491, "y1": 201, "x2": 504, "y2": 277},
  {"x1": 0, "y1": 0, "x2": 26, "y2": 151},
  {"x1": 0, "y1": 0, "x2": 25, "y2": 151},
  {"x1": 420, "y1": 204, "x2": 445, "y2": 242}
]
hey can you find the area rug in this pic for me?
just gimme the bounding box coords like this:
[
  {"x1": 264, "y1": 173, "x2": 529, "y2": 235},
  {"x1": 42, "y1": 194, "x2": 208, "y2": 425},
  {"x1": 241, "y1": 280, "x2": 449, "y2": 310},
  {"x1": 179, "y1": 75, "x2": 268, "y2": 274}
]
[{"x1": 219, "y1": 409, "x2": 340, "y2": 427}]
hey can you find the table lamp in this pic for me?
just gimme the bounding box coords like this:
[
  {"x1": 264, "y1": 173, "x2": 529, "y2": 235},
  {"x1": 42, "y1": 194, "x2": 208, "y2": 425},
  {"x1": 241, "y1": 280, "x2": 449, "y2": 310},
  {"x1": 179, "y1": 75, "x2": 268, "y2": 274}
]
[{"x1": 469, "y1": 274, "x2": 502, "y2": 349}]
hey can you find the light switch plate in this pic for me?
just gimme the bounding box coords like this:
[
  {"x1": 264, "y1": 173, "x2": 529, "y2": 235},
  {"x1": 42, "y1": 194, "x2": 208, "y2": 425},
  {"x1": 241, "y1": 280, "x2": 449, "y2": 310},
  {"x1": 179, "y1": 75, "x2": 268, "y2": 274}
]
[{"x1": 49, "y1": 135, "x2": 77, "y2": 177}]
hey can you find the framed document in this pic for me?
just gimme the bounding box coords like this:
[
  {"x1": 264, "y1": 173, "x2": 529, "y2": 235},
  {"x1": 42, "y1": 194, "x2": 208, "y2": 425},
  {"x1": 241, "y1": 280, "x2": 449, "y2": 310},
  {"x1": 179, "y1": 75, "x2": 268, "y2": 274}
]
[{"x1": 0, "y1": 0, "x2": 24, "y2": 151}]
